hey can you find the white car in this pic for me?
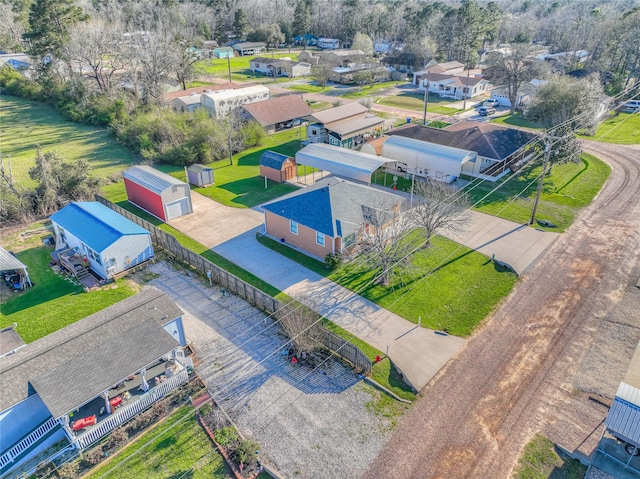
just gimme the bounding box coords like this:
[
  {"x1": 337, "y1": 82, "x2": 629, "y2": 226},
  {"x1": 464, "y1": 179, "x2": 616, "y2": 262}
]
[{"x1": 484, "y1": 99, "x2": 500, "y2": 107}]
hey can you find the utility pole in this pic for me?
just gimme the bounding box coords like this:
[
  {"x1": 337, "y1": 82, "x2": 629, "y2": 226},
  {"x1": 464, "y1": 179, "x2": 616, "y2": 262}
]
[
  {"x1": 463, "y1": 68, "x2": 470, "y2": 111},
  {"x1": 227, "y1": 54, "x2": 232, "y2": 83},
  {"x1": 422, "y1": 72, "x2": 429, "y2": 126},
  {"x1": 529, "y1": 138, "x2": 552, "y2": 226}
]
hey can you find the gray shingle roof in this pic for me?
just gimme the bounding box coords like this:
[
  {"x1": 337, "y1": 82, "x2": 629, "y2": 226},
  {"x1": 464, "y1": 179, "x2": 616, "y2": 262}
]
[
  {"x1": 242, "y1": 94, "x2": 313, "y2": 127},
  {"x1": 0, "y1": 327, "x2": 25, "y2": 357},
  {"x1": 262, "y1": 177, "x2": 404, "y2": 237},
  {"x1": 0, "y1": 287, "x2": 183, "y2": 417},
  {"x1": 386, "y1": 122, "x2": 537, "y2": 161},
  {"x1": 310, "y1": 102, "x2": 369, "y2": 125}
]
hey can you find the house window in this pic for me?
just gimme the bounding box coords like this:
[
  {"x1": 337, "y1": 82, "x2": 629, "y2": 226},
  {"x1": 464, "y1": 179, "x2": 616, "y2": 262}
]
[
  {"x1": 290, "y1": 221, "x2": 298, "y2": 235},
  {"x1": 316, "y1": 231, "x2": 325, "y2": 246},
  {"x1": 84, "y1": 245, "x2": 102, "y2": 265}
]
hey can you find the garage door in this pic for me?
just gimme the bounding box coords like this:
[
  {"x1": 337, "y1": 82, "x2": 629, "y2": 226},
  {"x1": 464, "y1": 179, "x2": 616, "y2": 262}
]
[{"x1": 165, "y1": 198, "x2": 190, "y2": 220}]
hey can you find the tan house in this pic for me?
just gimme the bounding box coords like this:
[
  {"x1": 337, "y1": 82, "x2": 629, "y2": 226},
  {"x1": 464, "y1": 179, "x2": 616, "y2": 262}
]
[
  {"x1": 261, "y1": 177, "x2": 404, "y2": 259},
  {"x1": 259, "y1": 151, "x2": 296, "y2": 183},
  {"x1": 242, "y1": 94, "x2": 313, "y2": 135},
  {"x1": 306, "y1": 102, "x2": 385, "y2": 149}
]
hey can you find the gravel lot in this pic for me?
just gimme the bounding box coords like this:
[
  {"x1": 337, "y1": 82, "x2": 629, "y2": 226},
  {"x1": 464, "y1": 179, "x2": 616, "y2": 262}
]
[
  {"x1": 144, "y1": 261, "x2": 399, "y2": 479},
  {"x1": 362, "y1": 142, "x2": 640, "y2": 478}
]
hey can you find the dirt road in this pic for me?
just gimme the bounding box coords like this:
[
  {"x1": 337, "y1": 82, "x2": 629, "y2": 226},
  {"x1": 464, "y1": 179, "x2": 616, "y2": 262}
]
[{"x1": 362, "y1": 141, "x2": 640, "y2": 479}]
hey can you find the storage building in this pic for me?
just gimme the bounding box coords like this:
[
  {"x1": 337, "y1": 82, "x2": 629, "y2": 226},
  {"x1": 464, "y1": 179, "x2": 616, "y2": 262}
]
[
  {"x1": 49, "y1": 202, "x2": 154, "y2": 279},
  {"x1": 260, "y1": 151, "x2": 296, "y2": 183},
  {"x1": 187, "y1": 164, "x2": 214, "y2": 187},
  {"x1": 381, "y1": 135, "x2": 476, "y2": 183},
  {"x1": 123, "y1": 166, "x2": 193, "y2": 221},
  {"x1": 200, "y1": 85, "x2": 270, "y2": 119}
]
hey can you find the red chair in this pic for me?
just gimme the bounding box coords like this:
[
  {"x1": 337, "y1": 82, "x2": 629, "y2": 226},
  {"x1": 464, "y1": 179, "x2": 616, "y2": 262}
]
[{"x1": 110, "y1": 396, "x2": 123, "y2": 409}]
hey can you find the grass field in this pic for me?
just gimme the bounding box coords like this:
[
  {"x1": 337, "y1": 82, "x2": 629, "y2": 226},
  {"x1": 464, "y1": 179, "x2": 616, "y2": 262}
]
[
  {"x1": 514, "y1": 435, "x2": 587, "y2": 479},
  {"x1": 464, "y1": 153, "x2": 610, "y2": 231},
  {"x1": 490, "y1": 112, "x2": 542, "y2": 129},
  {"x1": 0, "y1": 96, "x2": 134, "y2": 188},
  {"x1": 377, "y1": 93, "x2": 460, "y2": 115},
  {"x1": 578, "y1": 111, "x2": 640, "y2": 144},
  {"x1": 195, "y1": 52, "x2": 299, "y2": 81},
  {"x1": 0, "y1": 243, "x2": 138, "y2": 343},
  {"x1": 85, "y1": 406, "x2": 231, "y2": 479}
]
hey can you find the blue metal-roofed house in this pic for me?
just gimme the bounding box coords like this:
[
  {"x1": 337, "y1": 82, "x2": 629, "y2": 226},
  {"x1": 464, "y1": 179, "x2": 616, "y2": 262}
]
[
  {"x1": 261, "y1": 177, "x2": 404, "y2": 259},
  {"x1": 259, "y1": 150, "x2": 297, "y2": 183},
  {"x1": 50, "y1": 202, "x2": 153, "y2": 280}
]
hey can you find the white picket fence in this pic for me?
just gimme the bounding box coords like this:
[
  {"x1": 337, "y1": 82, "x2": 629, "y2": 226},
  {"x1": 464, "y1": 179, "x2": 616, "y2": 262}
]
[
  {"x1": 76, "y1": 368, "x2": 189, "y2": 449},
  {"x1": 0, "y1": 417, "x2": 58, "y2": 469}
]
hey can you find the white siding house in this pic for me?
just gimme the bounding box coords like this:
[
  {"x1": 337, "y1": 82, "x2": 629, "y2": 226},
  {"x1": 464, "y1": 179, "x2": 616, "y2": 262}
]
[
  {"x1": 200, "y1": 85, "x2": 270, "y2": 118},
  {"x1": 50, "y1": 202, "x2": 154, "y2": 279}
]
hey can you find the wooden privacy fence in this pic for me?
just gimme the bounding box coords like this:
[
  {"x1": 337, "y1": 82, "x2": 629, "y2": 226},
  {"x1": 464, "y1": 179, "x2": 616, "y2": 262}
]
[{"x1": 95, "y1": 195, "x2": 371, "y2": 375}]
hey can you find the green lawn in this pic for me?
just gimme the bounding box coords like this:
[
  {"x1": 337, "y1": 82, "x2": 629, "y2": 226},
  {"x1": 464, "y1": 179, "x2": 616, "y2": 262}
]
[
  {"x1": 0, "y1": 245, "x2": 138, "y2": 343},
  {"x1": 195, "y1": 53, "x2": 299, "y2": 79},
  {"x1": 85, "y1": 406, "x2": 230, "y2": 479},
  {"x1": 515, "y1": 435, "x2": 587, "y2": 479},
  {"x1": 490, "y1": 112, "x2": 542, "y2": 129},
  {"x1": 332, "y1": 235, "x2": 517, "y2": 337},
  {"x1": 286, "y1": 83, "x2": 328, "y2": 93},
  {"x1": 340, "y1": 80, "x2": 410, "y2": 98},
  {"x1": 578, "y1": 111, "x2": 640, "y2": 144},
  {"x1": 377, "y1": 93, "x2": 460, "y2": 115},
  {"x1": 463, "y1": 153, "x2": 610, "y2": 231},
  {"x1": 0, "y1": 96, "x2": 134, "y2": 187}
]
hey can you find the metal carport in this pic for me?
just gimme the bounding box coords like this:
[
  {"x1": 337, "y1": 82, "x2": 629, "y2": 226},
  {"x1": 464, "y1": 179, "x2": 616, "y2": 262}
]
[
  {"x1": 295, "y1": 143, "x2": 395, "y2": 184},
  {"x1": 0, "y1": 246, "x2": 32, "y2": 289}
]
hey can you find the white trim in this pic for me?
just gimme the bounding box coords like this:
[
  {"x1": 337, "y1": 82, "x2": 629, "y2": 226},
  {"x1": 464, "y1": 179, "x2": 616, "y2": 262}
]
[
  {"x1": 316, "y1": 231, "x2": 325, "y2": 246},
  {"x1": 290, "y1": 220, "x2": 298, "y2": 235}
]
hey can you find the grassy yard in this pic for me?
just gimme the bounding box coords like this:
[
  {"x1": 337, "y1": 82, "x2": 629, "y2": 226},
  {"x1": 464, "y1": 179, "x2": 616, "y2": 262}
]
[
  {"x1": 0, "y1": 244, "x2": 138, "y2": 343},
  {"x1": 490, "y1": 112, "x2": 543, "y2": 130},
  {"x1": 85, "y1": 406, "x2": 231, "y2": 479},
  {"x1": 258, "y1": 232, "x2": 516, "y2": 337},
  {"x1": 195, "y1": 52, "x2": 299, "y2": 80},
  {"x1": 377, "y1": 93, "x2": 460, "y2": 115},
  {"x1": 333, "y1": 235, "x2": 517, "y2": 337},
  {"x1": 286, "y1": 83, "x2": 328, "y2": 93},
  {"x1": 578, "y1": 111, "x2": 640, "y2": 144},
  {"x1": 0, "y1": 96, "x2": 134, "y2": 188},
  {"x1": 515, "y1": 435, "x2": 587, "y2": 479},
  {"x1": 464, "y1": 153, "x2": 610, "y2": 231},
  {"x1": 340, "y1": 80, "x2": 410, "y2": 98}
]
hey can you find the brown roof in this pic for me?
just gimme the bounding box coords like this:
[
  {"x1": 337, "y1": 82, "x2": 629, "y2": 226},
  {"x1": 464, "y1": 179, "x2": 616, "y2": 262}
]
[
  {"x1": 242, "y1": 94, "x2": 313, "y2": 127},
  {"x1": 386, "y1": 121, "x2": 537, "y2": 161},
  {"x1": 310, "y1": 102, "x2": 369, "y2": 125},
  {"x1": 162, "y1": 82, "x2": 244, "y2": 102},
  {"x1": 426, "y1": 61, "x2": 465, "y2": 73}
]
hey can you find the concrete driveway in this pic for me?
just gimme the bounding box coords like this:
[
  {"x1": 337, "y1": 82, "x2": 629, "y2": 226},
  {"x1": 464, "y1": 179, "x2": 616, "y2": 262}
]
[{"x1": 168, "y1": 191, "x2": 263, "y2": 248}]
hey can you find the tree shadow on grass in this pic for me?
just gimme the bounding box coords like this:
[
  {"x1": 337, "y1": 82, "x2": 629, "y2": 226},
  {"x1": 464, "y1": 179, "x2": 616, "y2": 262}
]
[{"x1": 235, "y1": 140, "x2": 303, "y2": 167}]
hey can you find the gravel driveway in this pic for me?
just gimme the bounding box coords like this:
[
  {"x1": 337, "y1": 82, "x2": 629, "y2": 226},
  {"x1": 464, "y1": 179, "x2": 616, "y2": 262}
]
[
  {"x1": 143, "y1": 261, "x2": 399, "y2": 479},
  {"x1": 362, "y1": 142, "x2": 640, "y2": 478}
]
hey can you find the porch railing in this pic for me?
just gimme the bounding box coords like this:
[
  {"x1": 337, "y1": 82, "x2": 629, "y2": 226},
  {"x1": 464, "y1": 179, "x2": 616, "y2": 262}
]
[
  {"x1": 177, "y1": 356, "x2": 193, "y2": 369},
  {"x1": 76, "y1": 368, "x2": 189, "y2": 449},
  {"x1": 0, "y1": 417, "x2": 58, "y2": 469}
]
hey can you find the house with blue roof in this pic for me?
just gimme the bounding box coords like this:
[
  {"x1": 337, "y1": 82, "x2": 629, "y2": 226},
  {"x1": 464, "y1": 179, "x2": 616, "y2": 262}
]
[
  {"x1": 259, "y1": 150, "x2": 297, "y2": 183},
  {"x1": 262, "y1": 177, "x2": 404, "y2": 259},
  {"x1": 50, "y1": 202, "x2": 154, "y2": 280}
]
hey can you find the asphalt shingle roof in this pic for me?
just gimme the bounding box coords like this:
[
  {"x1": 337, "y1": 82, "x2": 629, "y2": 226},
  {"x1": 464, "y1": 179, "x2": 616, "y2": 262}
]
[
  {"x1": 260, "y1": 150, "x2": 292, "y2": 169},
  {"x1": 49, "y1": 202, "x2": 150, "y2": 253},
  {"x1": 310, "y1": 102, "x2": 369, "y2": 125},
  {"x1": 386, "y1": 122, "x2": 537, "y2": 161},
  {"x1": 242, "y1": 94, "x2": 313, "y2": 127},
  {"x1": 0, "y1": 288, "x2": 183, "y2": 418},
  {"x1": 262, "y1": 177, "x2": 404, "y2": 238}
]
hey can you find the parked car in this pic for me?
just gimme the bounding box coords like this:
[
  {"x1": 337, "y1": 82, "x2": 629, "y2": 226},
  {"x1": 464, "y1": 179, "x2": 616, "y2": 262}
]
[
  {"x1": 484, "y1": 98, "x2": 500, "y2": 107},
  {"x1": 479, "y1": 106, "x2": 496, "y2": 116},
  {"x1": 620, "y1": 100, "x2": 640, "y2": 113}
]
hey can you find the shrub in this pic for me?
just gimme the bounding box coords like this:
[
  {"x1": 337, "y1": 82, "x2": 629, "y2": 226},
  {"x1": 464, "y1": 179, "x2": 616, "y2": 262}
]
[
  {"x1": 104, "y1": 427, "x2": 128, "y2": 451},
  {"x1": 34, "y1": 460, "x2": 54, "y2": 478},
  {"x1": 152, "y1": 400, "x2": 169, "y2": 419},
  {"x1": 199, "y1": 402, "x2": 213, "y2": 416},
  {"x1": 234, "y1": 439, "x2": 260, "y2": 468},
  {"x1": 214, "y1": 426, "x2": 238, "y2": 447},
  {"x1": 324, "y1": 253, "x2": 342, "y2": 270},
  {"x1": 57, "y1": 462, "x2": 79, "y2": 479},
  {"x1": 82, "y1": 448, "x2": 103, "y2": 466}
]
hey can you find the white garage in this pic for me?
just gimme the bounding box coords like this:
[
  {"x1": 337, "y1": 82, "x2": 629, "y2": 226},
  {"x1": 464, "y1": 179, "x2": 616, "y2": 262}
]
[{"x1": 295, "y1": 143, "x2": 395, "y2": 184}]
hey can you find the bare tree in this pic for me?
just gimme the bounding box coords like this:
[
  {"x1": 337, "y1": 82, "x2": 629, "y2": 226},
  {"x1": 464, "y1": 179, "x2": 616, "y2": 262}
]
[
  {"x1": 65, "y1": 20, "x2": 129, "y2": 93},
  {"x1": 136, "y1": 29, "x2": 175, "y2": 104},
  {"x1": 277, "y1": 295, "x2": 324, "y2": 356},
  {"x1": 311, "y1": 63, "x2": 333, "y2": 88},
  {"x1": 411, "y1": 178, "x2": 470, "y2": 247},
  {"x1": 359, "y1": 199, "x2": 414, "y2": 286},
  {"x1": 218, "y1": 108, "x2": 246, "y2": 166},
  {"x1": 488, "y1": 44, "x2": 549, "y2": 114}
]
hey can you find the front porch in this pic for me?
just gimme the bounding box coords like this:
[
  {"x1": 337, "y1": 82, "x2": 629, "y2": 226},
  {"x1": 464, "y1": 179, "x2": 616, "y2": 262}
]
[{"x1": 64, "y1": 357, "x2": 193, "y2": 450}]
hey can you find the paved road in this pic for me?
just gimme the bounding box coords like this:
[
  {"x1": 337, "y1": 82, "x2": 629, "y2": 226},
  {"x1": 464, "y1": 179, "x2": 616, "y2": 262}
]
[{"x1": 362, "y1": 141, "x2": 640, "y2": 479}]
